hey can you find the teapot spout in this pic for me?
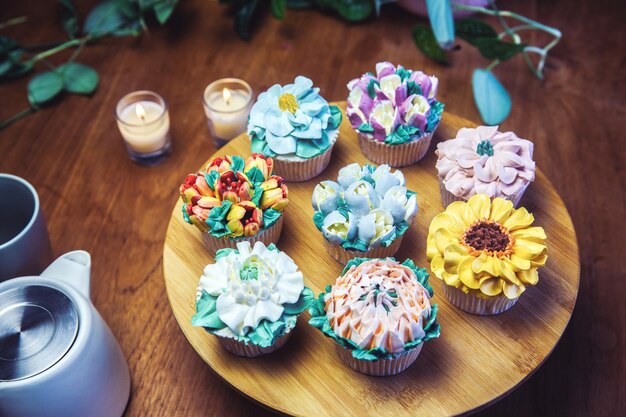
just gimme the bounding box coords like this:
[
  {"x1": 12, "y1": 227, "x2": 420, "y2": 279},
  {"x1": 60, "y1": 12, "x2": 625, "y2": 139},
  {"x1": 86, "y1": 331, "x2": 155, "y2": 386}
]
[{"x1": 41, "y1": 250, "x2": 91, "y2": 298}]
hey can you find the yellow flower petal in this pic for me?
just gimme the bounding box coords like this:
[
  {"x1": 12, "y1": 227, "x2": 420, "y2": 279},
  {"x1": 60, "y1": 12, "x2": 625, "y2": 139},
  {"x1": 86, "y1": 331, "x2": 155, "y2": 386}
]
[
  {"x1": 513, "y1": 239, "x2": 547, "y2": 258},
  {"x1": 511, "y1": 226, "x2": 547, "y2": 242},
  {"x1": 442, "y1": 271, "x2": 461, "y2": 287},
  {"x1": 500, "y1": 259, "x2": 521, "y2": 285},
  {"x1": 472, "y1": 253, "x2": 501, "y2": 276},
  {"x1": 530, "y1": 250, "x2": 548, "y2": 267},
  {"x1": 429, "y1": 212, "x2": 466, "y2": 236},
  {"x1": 479, "y1": 277, "x2": 503, "y2": 296},
  {"x1": 489, "y1": 197, "x2": 514, "y2": 224},
  {"x1": 426, "y1": 237, "x2": 441, "y2": 260},
  {"x1": 467, "y1": 194, "x2": 491, "y2": 220},
  {"x1": 502, "y1": 206, "x2": 534, "y2": 231},
  {"x1": 459, "y1": 257, "x2": 481, "y2": 289},
  {"x1": 430, "y1": 255, "x2": 445, "y2": 279},
  {"x1": 509, "y1": 253, "x2": 531, "y2": 270},
  {"x1": 517, "y1": 268, "x2": 539, "y2": 285},
  {"x1": 503, "y1": 282, "x2": 525, "y2": 299},
  {"x1": 443, "y1": 244, "x2": 469, "y2": 273},
  {"x1": 434, "y1": 228, "x2": 459, "y2": 253},
  {"x1": 446, "y1": 201, "x2": 477, "y2": 227}
]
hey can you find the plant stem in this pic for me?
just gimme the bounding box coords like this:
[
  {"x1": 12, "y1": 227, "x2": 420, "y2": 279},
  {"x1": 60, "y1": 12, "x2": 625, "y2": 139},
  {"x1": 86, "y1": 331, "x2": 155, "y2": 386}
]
[
  {"x1": 486, "y1": 60, "x2": 500, "y2": 71},
  {"x1": 23, "y1": 41, "x2": 70, "y2": 52},
  {"x1": 0, "y1": 16, "x2": 27, "y2": 30},
  {"x1": 28, "y1": 38, "x2": 82, "y2": 64},
  {"x1": 0, "y1": 107, "x2": 35, "y2": 130}
]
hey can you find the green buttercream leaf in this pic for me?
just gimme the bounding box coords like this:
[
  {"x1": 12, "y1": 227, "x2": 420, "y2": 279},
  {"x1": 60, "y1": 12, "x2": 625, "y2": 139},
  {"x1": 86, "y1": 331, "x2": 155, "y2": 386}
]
[
  {"x1": 352, "y1": 348, "x2": 383, "y2": 361},
  {"x1": 336, "y1": 199, "x2": 350, "y2": 220},
  {"x1": 245, "y1": 167, "x2": 265, "y2": 185},
  {"x1": 358, "y1": 123, "x2": 374, "y2": 133},
  {"x1": 395, "y1": 220, "x2": 410, "y2": 237},
  {"x1": 251, "y1": 135, "x2": 275, "y2": 156},
  {"x1": 328, "y1": 105, "x2": 342, "y2": 130},
  {"x1": 204, "y1": 170, "x2": 220, "y2": 190},
  {"x1": 396, "y1": 66, "x2": 410, "y2": 82},
  {"x1": 181, "y1": 203, "x2": 191, "y2": 224},
  {"x1": 341, "y1": 257, "x2": 372, "y2": 275},
  {"x1": 296, "y1": 136, "x2": 327, "y2": 158},
  {"x1": 366, "y1": 78, "x2": 378, "y2": 98},
  {"x1": 263, "y1": 208, "x2": 281, "y2": 228},
  {"x1": 215, "y1": 247, "x2": 237, "y2": 260},
  {"x1": 230, "y1": 156, "x2": 245, "y2": 173},
  {"x1": 406, "y1": 189, "x2": 417, "y2": 199},
  {"x1": 283, "y1": 287, "x2": 314, "y2": 315},
  {"x1": 207, "y1": 200, "x2": 234, "y2": 238},
  {"x1": 406, "y1": 80, "x2": 423, "y2": 97},
  {"x1": 426, "y1": 100, "x2": 444, "y2": 132},
  {"x1": 385, "y1": 124, "x2": 420, "y2": 145},
  {"x1": 313, "y1": 210, "x2": 325, "y2": 232},
  {"x1": 266, "y1": 242, "x2": 277, "y2": 251},
  {"x1": 192, "y1": 291, "x2": 226, "y2": 329},
  {"x1": 401, "y1": 258, "x2": 433, "y2": 296},
  {"x1": 251, "y1": 187, "x2": 264, "y2": 207},
  {"x1": 341, "y1": 239, "x2": 369, "y2": 252}
]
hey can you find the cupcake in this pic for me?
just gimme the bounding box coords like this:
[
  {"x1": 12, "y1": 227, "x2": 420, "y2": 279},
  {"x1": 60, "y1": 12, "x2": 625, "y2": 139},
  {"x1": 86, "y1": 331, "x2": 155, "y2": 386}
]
[
  {"x1": 309, "y1": 257, "x2": 440, "y2": 376},
  {"x1": 247, "y1": 76, "x2": 342, "y2": 182},
  {"x1": 346, "y1": 62, "x2": 444, "y2": 167},
  {"x1": 179, "y1": 154, "x2": 288, "y2": 254},
  {"x1": 312, "y1": 163, "x2": 418, "y2": 264},
  {"x1": 192, "y1": 241, "x2": 313, "y2": 357},
  {"x1": 435, "y1": 125, "x2": 536, "y2": 207},
  {"x1": 426, "y1": 194, "x2": 548, "y2": 315}
]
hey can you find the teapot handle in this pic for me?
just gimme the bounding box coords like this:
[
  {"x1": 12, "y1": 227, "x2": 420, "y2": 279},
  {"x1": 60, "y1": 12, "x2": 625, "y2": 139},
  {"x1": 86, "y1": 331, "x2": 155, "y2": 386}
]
[{"x1": 41, "y1": 250, "x2": 91, "y2": 299}]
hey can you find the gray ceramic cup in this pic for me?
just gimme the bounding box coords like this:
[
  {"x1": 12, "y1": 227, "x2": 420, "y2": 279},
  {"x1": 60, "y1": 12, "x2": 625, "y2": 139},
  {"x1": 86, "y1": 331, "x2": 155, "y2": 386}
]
[{"x1": 0, "y1": 174, "x2": 53, "y2": 281}]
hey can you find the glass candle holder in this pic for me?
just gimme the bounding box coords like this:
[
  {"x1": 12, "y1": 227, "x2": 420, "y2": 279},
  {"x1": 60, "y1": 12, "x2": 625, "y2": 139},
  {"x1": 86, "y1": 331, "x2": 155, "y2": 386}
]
[
  {"x1": 115, "y1": 91, "x2": 172, "y2": 166},
  {"x1": 202, "y1": 78, "x2": 253, "y2": 147}
]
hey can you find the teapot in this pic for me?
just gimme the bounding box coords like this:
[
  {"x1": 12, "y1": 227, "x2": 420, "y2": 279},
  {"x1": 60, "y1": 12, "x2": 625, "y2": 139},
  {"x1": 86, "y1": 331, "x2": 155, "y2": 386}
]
[{"x1": 0, "y1": 251, "x2": 130, "y2": 417}]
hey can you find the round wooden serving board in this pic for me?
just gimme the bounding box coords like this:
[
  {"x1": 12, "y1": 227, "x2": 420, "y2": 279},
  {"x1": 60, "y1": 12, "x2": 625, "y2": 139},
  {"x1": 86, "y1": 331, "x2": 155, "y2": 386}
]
[{"x1": 163, "y1": 104, "x2": 579, "y2": 416}]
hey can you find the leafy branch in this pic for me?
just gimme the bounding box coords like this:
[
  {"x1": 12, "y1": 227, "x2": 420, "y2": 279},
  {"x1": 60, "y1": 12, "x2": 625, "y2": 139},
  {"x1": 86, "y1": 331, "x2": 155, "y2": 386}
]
[
  {"x1": 412, "y1": 0, "x2": 561, "y2": 125},
  {"x1": 0, "y1": 0, "x2": 179, "y2": 130}
]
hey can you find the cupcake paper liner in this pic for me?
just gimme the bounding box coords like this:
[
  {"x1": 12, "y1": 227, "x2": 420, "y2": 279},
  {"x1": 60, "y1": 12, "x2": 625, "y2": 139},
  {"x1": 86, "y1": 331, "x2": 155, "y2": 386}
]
[
  {"x1": 201, "y1": 215, "x2": 283, "y2": 255},
  {"x1": 438, "y1": 177, "x2": 530, "y2": 208},
  {"x1": 323, "y1": 234, "x2": 404, "y2": 265},
  {"x1": 272, "y1": 129, "x2": 338, "y2": 182},
  {"x1": 357, "y1": 126, "x2": 437, "y2": 167},
  {"x1": 443, "y1": 284, "x2": 519, "y2": 315},
  {"x1": 335, "y1": 344, "x2": 423, "y2": 376},
  {"x1": 217, "y1": 327, "x2": 293, "y2": 358}
]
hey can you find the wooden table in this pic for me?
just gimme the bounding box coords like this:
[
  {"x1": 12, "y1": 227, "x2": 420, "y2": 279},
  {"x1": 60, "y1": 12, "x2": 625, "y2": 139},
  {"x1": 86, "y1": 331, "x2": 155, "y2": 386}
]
[{"x1": 1, "y1": 1, "x2": 624, "y2": 416}]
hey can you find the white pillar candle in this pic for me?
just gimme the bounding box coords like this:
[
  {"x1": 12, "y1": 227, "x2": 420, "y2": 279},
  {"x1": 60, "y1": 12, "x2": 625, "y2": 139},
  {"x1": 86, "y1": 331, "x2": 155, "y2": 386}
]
[
  {"x1": 117, "y1": 101, "x2": 171, "y2": 154},
  {"x1": 202, "y1": 79, "x2": 253, "y2": 145}
]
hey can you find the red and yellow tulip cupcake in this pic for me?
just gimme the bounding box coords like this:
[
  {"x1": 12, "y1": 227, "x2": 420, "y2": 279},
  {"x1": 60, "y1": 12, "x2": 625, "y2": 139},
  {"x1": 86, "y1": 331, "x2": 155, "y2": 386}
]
[
  {"x1": 426, "y1": 194, "x2": 548, "y2": 315},
  {"x1": 179, "y1": 154, "x2": 289, "y2": 253}
]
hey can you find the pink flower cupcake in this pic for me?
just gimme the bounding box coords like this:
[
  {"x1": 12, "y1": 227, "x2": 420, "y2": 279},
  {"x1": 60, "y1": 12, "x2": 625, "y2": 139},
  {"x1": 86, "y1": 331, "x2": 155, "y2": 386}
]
[{"x1": 435, "y1": 125, "x2": 536, "y2": 207}]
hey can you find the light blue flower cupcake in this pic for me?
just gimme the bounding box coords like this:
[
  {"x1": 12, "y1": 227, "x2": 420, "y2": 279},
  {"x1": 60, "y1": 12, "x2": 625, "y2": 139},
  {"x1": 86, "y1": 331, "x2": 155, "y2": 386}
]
[
  {"x1": 311, "y1": 163, "x2": 418, "y2": 264},
  {"x1": 248, "y1": 76, "x2": 342, "y2": 182}
]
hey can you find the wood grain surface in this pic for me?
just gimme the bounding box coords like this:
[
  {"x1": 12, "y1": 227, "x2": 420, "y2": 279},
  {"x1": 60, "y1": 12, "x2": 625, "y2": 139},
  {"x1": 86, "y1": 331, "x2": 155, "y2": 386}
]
[
  {"x1": 163, "y1": 108, "x2": 580, "y2": 416},
  {"x1": 0, "y1": 0, "x2": 624, "y2": 416}
]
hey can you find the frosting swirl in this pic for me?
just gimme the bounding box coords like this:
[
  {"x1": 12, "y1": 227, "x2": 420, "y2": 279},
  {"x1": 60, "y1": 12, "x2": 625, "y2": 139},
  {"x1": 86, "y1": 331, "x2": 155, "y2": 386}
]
[
  {"x1": 324, "y1": 259, "x2": 432, "y2": 353},
  {"x1": 435, "y1": 126, "x2": 536, "y2": 200}
]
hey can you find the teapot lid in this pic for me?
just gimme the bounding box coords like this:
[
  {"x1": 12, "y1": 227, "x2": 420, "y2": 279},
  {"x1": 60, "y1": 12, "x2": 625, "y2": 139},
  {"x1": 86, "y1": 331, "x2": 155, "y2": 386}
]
[{"x1": 0, "y1": 285, "x2": 79, "y2": 381}]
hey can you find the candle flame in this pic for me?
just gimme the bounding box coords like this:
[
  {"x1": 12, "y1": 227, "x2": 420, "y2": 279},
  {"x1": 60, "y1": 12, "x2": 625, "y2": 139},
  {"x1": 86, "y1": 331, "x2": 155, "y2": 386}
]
[
  {"x1": 223, "y1": 88, "x2": 232, "y2": 106},
  {"x1": 135, "y1": 103, "x2": 146, "y2": 121}
]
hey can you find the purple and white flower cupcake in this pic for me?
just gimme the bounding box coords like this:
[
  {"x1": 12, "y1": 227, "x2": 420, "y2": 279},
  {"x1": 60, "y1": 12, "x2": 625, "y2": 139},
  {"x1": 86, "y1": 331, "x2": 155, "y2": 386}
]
[
  {"x1": 346, "y1": 62, "x2": 444, "y2": 167},
  {"x1": 435, "y1": 125, "x2": 536, "y2": 207}
]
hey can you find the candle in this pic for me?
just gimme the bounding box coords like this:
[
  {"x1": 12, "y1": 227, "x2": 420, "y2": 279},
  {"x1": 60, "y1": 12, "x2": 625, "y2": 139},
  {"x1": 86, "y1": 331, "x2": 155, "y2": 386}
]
[
  {"x1": 202, "y1": 79, "x2": 253, "y2": 146},
  {"x1": 115, "y1": 91, "x2": 172, "y2": 165}
]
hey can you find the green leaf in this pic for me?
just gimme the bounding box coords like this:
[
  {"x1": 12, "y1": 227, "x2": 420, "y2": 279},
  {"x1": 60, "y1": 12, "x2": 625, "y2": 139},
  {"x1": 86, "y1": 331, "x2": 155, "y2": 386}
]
[
  {"x1": 153, "y1": 0, "x2": 178, "y2": 24},
  {"x1": 230, "y1": 155, "x2": 245, "y2": 172},
  {"x1": 336, "y1": 0, "x2": 373, "y2": 21},
  {"x1": 191, "y1": 291, "x2": 226, "y2": 329},
  {"x1": 328, "y1": 105, "x2": 342, "y2": 130},
  {"x1": 286, "y1": 0, "x2": 313, "y2": 8},
  {"x1": 83, "y1": 0, "x2": 141, "y2": 37},
  {"x1": 271, "y1": 0, "x2": 286, "y2": 19},
  {"x1": 412, "y1": 24, "x2": 448, "y2": 64},
  {"x1": 475, "y1": 38, "x2": 526, "y2": 62},
  {"x1": 58, "y1": 63, "x2": 99, "y2": 95},
  {"x1": 312, "y1": 210, "x2": 325, "y2": 231},
  {"x1": 282, "y1": 287, "x2": 314, "y2": 315},
  {"x1": 234, "y1": 0, "x2": 259, "y2": 40},
  {"x1": 263, "y1": 208, "x2": 282, "y2": 228},
  {"x1": 472, "y1": 68, "x2": 511, "y2": 125},
  {"x1": 58, "y1": 0, "x2": 79, "y2": 39},
  {"x1": 426, "y1": 0, "x2": 454, "y2": 49},
  {"x1": 455, "y1": 18, "x2": 497, "y2": 46},
  {"x1": 28, "y1": 71, "x2": 64, "y2": 106},
  {"x1": 245, "y1": 167, "x2": 265, "y2": 185}
]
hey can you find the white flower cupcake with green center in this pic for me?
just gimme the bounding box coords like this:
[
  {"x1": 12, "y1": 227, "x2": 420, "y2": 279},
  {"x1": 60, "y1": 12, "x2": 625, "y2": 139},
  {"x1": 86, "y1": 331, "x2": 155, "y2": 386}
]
[
  {"x1": 248, "y1": 76, "x2": 342, "y2": 182},
  {"x1": 192, "y1": 241, "x2": 313, "y2": 357},
  {"x1": 312, "y1": 163, "x2": 418, "y2": 264}
]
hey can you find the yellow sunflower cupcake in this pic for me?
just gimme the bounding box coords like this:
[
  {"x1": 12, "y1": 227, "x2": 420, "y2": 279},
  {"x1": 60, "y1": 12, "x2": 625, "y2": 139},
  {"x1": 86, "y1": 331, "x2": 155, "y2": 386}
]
[{"x1": 426, "y1": 194, "x2": 547, "y2": 315}]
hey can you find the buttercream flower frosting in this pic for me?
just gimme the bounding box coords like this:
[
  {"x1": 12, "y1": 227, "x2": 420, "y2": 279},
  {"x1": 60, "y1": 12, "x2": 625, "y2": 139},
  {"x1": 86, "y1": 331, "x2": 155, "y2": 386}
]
[
  {"x1": 436, "y1": 125, "x2": 536, "y2": 200},
  {"x1": 312, "y1": 163, "x2": 418, "y2": 252},
  {"x1": 426, "y1": 194, "x2": 548, "y2": 299},
  {"x1": 248, "y1": 76, "x2": 342, "y2": 160},
  {"x1": 192, "y1": 242, "x2": 313, "y2": 347},
  {"x1": 179, "y1": 154, "x2": 288, "y2": 239},
  {"x1": 309, "y1": 257, "x2": 440, "y2": 360},
  {"x1": 346, "y1": 62, "x2": 444, "y2": 145}
]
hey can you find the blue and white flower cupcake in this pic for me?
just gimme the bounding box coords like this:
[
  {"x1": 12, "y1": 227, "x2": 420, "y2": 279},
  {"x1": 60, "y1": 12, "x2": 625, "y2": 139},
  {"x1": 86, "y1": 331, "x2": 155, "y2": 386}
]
[
  {"x1": 248, "y1": 76, "x2": 342, "y2": 182},
  {"x1": 311, "y1": 163, "x2": 418, "y2": 264},
  {"x1": 192, "y1": 241, "x2": 313, "y2": 357}
]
